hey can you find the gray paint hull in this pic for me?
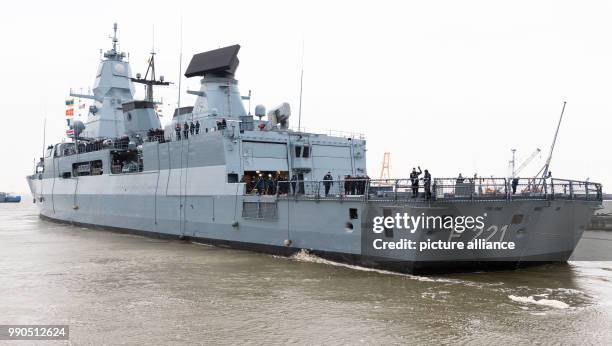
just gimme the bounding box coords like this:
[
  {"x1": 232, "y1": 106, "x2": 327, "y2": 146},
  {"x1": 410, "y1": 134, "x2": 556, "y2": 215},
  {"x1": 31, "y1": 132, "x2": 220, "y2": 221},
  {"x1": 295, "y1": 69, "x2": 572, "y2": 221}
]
[{"x1": 27, "y1": 175, "x2": 599, "y2": 274}]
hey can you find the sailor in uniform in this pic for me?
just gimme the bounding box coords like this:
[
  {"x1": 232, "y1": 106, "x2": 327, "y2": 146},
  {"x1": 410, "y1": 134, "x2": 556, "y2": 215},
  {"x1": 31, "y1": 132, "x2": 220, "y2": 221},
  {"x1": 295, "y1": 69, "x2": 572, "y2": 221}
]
[
  {"x1": 323, "y1": 172, "x2": 333, "y2": 197},
  {"x1": 410, "y1": 167, "x2": 422, "y2": 198}
]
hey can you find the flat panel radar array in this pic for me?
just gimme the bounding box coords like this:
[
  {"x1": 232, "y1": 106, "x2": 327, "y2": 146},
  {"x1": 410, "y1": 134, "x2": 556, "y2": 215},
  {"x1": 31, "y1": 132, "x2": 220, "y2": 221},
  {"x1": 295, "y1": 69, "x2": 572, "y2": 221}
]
[{"x1": 184, "y1": 45, "x2": 241, "y2": 78}]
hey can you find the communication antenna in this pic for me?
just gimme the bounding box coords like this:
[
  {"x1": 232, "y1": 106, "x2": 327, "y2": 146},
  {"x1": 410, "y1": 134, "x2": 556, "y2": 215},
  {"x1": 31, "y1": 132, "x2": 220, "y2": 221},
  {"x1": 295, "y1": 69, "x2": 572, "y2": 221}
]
[
  {"x1": 177, "y1": 16, "x2": 183, "y2": 110},
  {"x1": 131, "y1": 25, "x2": 170, "y2": 103},
  {"x1": 539, "y1": 101, "x2": 567, "y2": 179},
  {"x1": 297, "y1": 39, "x2": 305, "y2": 132},
  {"x1": 112, "y1": 22, "x2": 118, "y2": 52},
  {"x1": 41, "y1": 117, "x2": 47, "y2": 159}
]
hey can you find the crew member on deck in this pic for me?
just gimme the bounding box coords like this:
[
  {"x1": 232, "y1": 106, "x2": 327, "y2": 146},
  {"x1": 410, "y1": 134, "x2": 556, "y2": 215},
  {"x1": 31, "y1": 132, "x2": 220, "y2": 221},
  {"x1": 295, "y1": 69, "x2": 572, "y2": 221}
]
[
  {"x1": 291, "y1": 174, "x2": 298, "y2": 195},
  {"x1": 195, "y1": 120, "x2": 200, "y2": 134},
  {"x1": 456, "y1": 173, "x2": 464, "y2": 184},
  {"x1": 183, "y1": 122, "x2": 189, "y2": 139},
  {"x1": 256, "y1": 174, "x2": 266, "y2": 195},
  {"x1": 423, "y1": 169, "x2": 432, "y2": 199},
  {"x1": 410, "y1": 167, "x2": 422, "y2": 198},
  {"x1": 356, "y1": 175, "x2": 365, "y2": 195},
  {"x1": 511, "y1": 177, "x2": 519, "y2": 194},
  {"x1": 344, "y1": 175, "x2": 351, "y2": 195},
  {"x1": 190, "y1": 121, "x2": 195, "y2": 135},
  {"x1": 175, "y1": 123, "x2": 181, "y2": 140},
  {"x1": 323, "y1": 172, "x2": 333, "y2": 197}
]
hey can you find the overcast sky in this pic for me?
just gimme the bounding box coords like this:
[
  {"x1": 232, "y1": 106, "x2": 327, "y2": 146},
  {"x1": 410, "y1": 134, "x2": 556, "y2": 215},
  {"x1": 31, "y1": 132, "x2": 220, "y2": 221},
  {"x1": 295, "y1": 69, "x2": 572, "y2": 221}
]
[{"x1": 1, "y1": 0, "x2": 610, "y2": 193}]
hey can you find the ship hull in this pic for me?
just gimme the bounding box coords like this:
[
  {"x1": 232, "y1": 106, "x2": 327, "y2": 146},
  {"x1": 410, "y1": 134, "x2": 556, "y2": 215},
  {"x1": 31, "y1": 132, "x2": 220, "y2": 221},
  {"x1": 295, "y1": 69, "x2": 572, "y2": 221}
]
[
  {"x1": 37, "y1": 212, "x2": 575, "y2": 275},
  {"x1": 28, "y1": 174, "x2": 598, "y2": 274}
]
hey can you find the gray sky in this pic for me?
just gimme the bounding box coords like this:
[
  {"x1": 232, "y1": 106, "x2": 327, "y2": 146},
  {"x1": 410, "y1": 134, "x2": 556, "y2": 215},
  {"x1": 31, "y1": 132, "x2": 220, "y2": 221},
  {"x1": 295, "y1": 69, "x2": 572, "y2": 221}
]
[{"x1": 1, "y1": 0, "x2": 610, "y2": 193}]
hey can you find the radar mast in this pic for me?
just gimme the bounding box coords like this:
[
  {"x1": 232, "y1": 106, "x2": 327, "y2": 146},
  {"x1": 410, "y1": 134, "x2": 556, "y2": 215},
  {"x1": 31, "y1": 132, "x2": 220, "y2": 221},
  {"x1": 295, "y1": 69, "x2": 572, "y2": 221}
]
[{"x1": 132, "y1": 51, "x2": 170, "y2": 102}]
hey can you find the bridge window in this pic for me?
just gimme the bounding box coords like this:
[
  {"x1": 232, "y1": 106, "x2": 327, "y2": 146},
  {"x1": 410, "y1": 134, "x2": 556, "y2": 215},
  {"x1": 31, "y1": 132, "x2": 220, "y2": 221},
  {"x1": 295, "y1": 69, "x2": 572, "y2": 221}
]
[
  {"x1": 294, "y1": 145, "x2": 310, "y2": 158},
  {"x1": 227, "y1": 173, "x2": 239, "y2": 183}
]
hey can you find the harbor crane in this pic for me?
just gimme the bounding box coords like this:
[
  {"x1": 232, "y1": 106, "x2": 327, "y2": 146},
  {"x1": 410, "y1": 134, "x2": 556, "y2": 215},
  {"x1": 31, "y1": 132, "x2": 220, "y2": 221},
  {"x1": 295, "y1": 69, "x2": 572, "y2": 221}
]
[
  {"x1": 510, "y1": 148, "x2": 541, "y2": 178},
  {"x1": 380, "y1": 152, "x2": 391, "y2": 179}
]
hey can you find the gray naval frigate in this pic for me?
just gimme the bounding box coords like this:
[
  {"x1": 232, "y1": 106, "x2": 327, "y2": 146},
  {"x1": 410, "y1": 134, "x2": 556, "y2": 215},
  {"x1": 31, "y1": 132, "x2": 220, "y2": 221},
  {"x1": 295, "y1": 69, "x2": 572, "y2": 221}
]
[{"x1": 27, "y1": 25, "x2": 603, "y2": 274}]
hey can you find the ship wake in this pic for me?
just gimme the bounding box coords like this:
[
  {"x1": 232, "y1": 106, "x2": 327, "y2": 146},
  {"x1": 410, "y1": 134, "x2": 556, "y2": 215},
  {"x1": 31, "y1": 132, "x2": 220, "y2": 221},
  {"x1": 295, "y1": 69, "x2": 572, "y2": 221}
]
[
  {"x1": 287, "y1": 249, "x2": 460, "y2": 283},
  {"x1": 508, "y1": 294, "x2": 570, "y2": 309}
]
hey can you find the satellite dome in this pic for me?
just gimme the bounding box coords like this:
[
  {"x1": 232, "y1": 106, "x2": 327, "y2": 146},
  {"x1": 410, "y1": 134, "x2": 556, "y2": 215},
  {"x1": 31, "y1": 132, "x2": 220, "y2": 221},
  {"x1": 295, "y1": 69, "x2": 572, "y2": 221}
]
[
  {"x1": 72, "y1": 120, "x2": 86, "y2": 136},
  {"x1": 255, "y1": 105, "x2": 266, "y2": 118}
]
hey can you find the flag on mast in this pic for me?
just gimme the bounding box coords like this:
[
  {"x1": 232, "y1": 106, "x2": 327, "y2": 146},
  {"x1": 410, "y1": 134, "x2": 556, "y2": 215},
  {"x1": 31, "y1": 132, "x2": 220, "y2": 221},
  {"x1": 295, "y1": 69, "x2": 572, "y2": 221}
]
[{"x1": 66, "y1": 108, "x2": 74, "y2": 116}]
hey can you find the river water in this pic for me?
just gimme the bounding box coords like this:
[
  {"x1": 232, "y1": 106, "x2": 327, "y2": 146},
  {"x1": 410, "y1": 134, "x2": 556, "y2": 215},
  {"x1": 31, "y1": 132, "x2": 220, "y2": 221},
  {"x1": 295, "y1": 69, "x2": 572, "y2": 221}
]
[{"x1": 1, "y1": 202, "x2": 612, "y2": 345}]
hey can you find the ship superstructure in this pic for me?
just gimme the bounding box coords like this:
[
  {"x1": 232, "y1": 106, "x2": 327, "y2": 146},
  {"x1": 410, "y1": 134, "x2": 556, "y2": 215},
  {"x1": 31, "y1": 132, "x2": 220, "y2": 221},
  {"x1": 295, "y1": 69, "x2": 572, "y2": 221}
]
[
  {"x1": 27, "y1": 25, "x2": 603, "y2": 274},
  {"x1": 70, "y1": 23, "x2": 136, "y2": 138}
]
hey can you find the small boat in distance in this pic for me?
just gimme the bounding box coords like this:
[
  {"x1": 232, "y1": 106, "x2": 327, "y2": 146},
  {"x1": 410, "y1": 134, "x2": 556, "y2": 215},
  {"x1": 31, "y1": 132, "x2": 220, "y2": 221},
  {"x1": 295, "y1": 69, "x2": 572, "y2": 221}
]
[{"x1": 0, "y1": 192, "x2": 21, "y2": 203}]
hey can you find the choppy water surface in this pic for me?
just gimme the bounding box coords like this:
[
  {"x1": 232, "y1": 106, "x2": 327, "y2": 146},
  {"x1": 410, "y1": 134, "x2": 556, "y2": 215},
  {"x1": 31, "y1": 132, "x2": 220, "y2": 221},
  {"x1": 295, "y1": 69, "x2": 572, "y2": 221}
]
[{"x1": 1, "y1": 203, "x2": 612, "y2": 345}]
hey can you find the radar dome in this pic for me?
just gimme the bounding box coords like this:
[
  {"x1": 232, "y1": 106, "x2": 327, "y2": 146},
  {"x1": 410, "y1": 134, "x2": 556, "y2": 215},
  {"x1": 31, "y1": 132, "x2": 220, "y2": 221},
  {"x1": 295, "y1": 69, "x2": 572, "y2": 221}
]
[
  {"x1": 255, "y1": 105, "x2": 266, "y2": 118},
  {"x1": 72, "y1": 120, "x2": 86, "y2": 136}
]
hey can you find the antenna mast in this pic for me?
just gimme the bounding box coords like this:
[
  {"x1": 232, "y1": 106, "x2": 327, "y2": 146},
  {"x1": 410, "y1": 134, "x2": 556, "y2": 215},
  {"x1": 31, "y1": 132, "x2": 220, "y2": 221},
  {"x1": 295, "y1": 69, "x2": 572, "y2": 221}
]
[
  {"x1": 177, "y1": 16, "x2": 183, "y2": 110},
  {"x1": 131, "y1": 26, "x2": 170, "y2": 103},
  {"x1": 541, "y1": 101, "x2": 567, "y2": 178},
  {"x1": 41, "y1": 117, "x2": 46, "y2": 159},
  {"x1": 297, "y1": 40, "x2": 304, "y2": 132},
  {"x1": 112, "y1": 23, "x2": 118, "y2": 52}
]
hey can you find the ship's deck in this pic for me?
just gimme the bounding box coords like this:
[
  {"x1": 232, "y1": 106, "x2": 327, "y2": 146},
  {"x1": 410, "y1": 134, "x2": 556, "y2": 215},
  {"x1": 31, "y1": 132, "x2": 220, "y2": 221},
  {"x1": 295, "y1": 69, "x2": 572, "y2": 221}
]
[{"x1": 270, "y1": 177, "x2": 602, "y2": 203}]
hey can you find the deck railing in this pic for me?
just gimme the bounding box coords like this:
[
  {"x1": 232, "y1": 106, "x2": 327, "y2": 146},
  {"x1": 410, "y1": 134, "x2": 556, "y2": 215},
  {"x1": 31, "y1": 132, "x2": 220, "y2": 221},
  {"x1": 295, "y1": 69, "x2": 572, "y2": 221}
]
[
  {"x1": 59, "y1": 140, "x2": 131, "y2": 157},
  {"x1": 263, "y1": 177, "x2": 602, "y2": 202},
  {"x1": 289, "y1": 127, "x2": 365, "y2": 140}
]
